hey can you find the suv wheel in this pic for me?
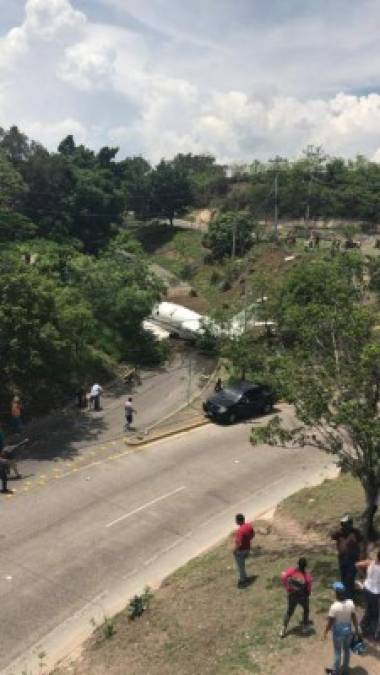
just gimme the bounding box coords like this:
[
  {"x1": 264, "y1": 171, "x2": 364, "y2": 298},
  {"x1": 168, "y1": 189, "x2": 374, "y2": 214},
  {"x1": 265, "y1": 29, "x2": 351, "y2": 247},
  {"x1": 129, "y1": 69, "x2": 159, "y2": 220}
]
[
  {"x1": 228, "y1": 412, "x2": 237, "y2": 424},
  {"x1": 262, "y1": 401, "x2": 273, "y2": 415}
]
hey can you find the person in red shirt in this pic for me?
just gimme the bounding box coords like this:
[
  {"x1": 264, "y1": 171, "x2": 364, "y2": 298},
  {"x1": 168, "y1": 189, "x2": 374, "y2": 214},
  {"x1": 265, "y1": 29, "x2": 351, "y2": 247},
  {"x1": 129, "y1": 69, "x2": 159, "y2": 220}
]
[
  {"x1": 232, "y1": 513, "x2": 255, "y2": 588},
  {"x1": 280, "y1": 557, "x2": 313, "y2": 638}
]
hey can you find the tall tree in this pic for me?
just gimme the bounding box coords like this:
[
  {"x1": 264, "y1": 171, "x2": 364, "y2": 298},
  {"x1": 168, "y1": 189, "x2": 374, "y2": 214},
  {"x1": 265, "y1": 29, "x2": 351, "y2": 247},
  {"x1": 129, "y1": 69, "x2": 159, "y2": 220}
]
[
  {"x1": 150, "y1": 160, "x2": 192, "y2": 225},
  {"x1": 250, "y1": 256, "x2": 380, "y2": 544}
]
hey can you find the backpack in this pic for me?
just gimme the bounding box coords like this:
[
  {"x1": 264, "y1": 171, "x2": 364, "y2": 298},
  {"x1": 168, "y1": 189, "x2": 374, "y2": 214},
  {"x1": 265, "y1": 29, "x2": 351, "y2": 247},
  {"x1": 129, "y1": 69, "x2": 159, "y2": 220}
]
[{"x1": 287, "y1": 571, "x2": 307, "y2": 595}]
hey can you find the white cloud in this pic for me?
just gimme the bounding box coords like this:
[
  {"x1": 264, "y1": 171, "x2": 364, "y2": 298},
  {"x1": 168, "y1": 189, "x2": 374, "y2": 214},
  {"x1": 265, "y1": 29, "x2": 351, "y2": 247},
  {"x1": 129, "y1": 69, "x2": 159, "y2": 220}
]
[
  {"x1": 0, "y1": 0, "x2": 380, "y2": 162},
  {"x1": 24, "y1": 0, "x2": 86, "y2": 39},
  {"x1": 23, "y1": 117, "x2": 86, "y2": 147},
  {"x1": 0, "y1": 0, "x2": 85, "y2": 69},
  {"x1": 59, "y1": 41, "x2": 117, "y2": 91}
]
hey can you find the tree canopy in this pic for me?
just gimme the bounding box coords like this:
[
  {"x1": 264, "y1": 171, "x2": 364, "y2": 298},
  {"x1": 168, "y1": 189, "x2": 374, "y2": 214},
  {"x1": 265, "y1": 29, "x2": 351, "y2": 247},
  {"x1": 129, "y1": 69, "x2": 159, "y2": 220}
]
[{"x1": 250, "y1": 255, "x2": 380, "y2": 544}]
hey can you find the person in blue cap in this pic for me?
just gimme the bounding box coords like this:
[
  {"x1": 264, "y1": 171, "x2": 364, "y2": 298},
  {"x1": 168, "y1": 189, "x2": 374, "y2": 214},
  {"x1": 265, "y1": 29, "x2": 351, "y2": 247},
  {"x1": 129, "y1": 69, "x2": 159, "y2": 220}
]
[{"x1": 323, "y1": 581, "x2": 360, "y2": 675}]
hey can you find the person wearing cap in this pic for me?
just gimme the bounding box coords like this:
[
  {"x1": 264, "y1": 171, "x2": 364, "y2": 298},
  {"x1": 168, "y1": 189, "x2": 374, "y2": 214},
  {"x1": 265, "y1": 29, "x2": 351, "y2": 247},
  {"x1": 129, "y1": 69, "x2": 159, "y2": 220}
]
[
  {"x1": 280, "y1": 557, "x2": 313, "y2": 638},
  {"x1": 331, "y1": 515, "x2": 362, "y2": 599},
  {"x1": 323, "y1": 581, "x2": 359, "y2": 675}
]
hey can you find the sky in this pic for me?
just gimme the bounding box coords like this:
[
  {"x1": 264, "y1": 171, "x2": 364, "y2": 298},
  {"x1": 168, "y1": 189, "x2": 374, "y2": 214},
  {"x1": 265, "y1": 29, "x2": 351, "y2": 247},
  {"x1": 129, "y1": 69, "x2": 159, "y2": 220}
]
[{"x1": 1, "y1": 0, "x2": 380, "y2": 163}]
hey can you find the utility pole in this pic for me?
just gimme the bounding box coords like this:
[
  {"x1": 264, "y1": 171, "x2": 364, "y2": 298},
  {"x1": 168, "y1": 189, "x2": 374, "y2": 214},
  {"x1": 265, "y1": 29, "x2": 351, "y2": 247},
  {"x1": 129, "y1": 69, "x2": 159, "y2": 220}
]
[
  {"x1": 187, "y1": 356, "x2": 192, "y2": 404},
  {"x1": 231, "y1": 220, "x2": 237, "y2": 259},
  {"x1": 305, "y1": 171, "x2": 312, "y2": 223},
  {"x1": 274, "y1": 174, "x2": 278, "y2": 239}
]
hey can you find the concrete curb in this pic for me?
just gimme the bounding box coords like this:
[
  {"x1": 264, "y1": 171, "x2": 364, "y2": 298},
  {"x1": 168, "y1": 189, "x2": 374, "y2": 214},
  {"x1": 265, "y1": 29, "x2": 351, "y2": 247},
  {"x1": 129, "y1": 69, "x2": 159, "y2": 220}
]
[
  {"x1": 142, "y1": 357, "x2": 221, "y2": 435},
  {"x1": 125, "y1": 417, "x2": 210, "y2": 447}
]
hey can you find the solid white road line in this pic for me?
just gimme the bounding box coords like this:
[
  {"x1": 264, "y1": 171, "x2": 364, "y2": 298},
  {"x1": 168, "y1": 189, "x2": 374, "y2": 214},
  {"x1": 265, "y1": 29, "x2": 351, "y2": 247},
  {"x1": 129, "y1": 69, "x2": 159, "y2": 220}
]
[{"x1": 105, "y1": 486, "x2": 186, "y2": 528}]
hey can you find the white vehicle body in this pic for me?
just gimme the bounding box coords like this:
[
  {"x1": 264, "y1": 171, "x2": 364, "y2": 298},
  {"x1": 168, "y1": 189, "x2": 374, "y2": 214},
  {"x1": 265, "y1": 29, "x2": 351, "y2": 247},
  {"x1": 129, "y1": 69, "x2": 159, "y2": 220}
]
[
  {"x1": 149, "y1": 302, "x2": 203, "y2": 340},
  {"x1": 147, "y1": 301, "x2": 275, "y2": 341}
]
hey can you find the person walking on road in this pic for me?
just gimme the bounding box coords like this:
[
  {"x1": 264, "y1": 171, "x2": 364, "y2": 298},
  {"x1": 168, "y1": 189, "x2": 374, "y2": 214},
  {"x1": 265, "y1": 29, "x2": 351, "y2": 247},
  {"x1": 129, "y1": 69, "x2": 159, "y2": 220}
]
[
  {"x1": 10, "y1": 396, "x2": 23, "y2": 433},
  {"x1": 90, "y1": 383, "x2": 103, "y2": 411},
  {"x1": 124, "y1": 397, "x2": 135, "y2": 430},
  {"x1": 323, "y1": 581, "x2": 360, "y2": 675},
  {"x1": 280, "y1": 557, "x2": 313, "y2": 638},
  {"x1": 356, "y1": 548, "x2": 380, "y2": 639},
  {"x1": 3, "y1": 438, "x2": 28, "y2": 479},
  {"x1": 0, "y1": 451, "x2": 12, "y2": 494},
  {"x1": 232, "y1": 513, "x2": 255, "y2": 588},
  {"x1": 331, "y1": 515, "x2": 362, "y2": 599}
]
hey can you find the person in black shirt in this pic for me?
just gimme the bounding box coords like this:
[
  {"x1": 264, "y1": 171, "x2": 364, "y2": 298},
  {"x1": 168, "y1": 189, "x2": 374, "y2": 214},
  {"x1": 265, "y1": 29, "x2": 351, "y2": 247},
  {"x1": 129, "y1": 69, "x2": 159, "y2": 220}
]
[{"x1": 331, "y1": 515, "x2": 363, "y2": 599}]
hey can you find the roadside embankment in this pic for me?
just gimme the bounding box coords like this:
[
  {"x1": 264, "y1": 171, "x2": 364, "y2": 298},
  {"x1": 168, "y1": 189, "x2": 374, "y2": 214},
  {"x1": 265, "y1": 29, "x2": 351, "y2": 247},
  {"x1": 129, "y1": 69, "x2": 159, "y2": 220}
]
[{"x1": 54, "y1": 474, "x2": 380, "y2": 675}]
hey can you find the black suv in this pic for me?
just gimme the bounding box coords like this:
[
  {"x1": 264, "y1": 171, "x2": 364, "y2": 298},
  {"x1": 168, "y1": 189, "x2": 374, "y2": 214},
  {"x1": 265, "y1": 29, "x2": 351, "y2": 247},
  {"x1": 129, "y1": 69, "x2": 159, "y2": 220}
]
[{"x1": 203, "y1": 380, "x2": 275, "y2": 424}]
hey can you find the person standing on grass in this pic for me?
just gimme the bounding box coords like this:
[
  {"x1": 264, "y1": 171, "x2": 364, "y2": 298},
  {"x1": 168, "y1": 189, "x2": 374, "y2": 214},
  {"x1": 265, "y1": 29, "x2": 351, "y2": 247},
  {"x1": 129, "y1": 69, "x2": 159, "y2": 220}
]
[
  {"x1": 0, "y1": 451, "x2": 12, "y2": 494},
  {"x1": 356, "y1": 548, "x2": 380, "y2": 639},
  {"x1": 323, "y1": 581, "x2": 360, "y2": 675},
  {"x1": 280, "y1": 557, "x2": 312, "y2": 638},
  {"x1": 124, "y1": 397, "x2": 135, "y2": 430},
  {"x1": 10, "y1": 396, "x2": 23, "y2": 433},
  {"x1": 331, "y1": 515, "x2": 362, "y2": 599},
  {"x1": 232, "y1": 513, "x2": 255, "y2": 588}
]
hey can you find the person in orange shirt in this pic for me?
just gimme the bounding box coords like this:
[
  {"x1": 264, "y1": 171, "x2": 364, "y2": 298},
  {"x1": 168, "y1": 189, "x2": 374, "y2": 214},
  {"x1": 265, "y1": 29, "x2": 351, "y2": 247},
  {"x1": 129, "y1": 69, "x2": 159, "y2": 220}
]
[{"x1": 10, "y1": 396, "x2": 23, "y2": 433}]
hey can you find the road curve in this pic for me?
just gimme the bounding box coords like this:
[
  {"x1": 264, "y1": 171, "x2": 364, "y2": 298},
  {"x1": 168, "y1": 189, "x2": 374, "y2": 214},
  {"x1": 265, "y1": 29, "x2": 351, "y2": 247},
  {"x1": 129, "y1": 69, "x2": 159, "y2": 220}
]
[{"x1": 2, "y1": 419, "x2": 336, "y2": 674}]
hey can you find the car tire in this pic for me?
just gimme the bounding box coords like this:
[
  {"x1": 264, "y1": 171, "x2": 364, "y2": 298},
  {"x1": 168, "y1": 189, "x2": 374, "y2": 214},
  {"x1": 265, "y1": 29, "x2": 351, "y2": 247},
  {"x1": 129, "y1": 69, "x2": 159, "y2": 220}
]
[
  {"x1": 262, "y1": 401, "x2": 273, "y2": 415},
  {"x1": 228, "y1": 412, "x2": 237, "y2": 424}
]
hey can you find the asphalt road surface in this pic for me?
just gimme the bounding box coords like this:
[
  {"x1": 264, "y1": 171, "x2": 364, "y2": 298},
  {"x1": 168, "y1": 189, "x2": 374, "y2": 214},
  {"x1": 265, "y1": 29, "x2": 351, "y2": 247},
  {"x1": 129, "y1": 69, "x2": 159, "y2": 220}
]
[{"x1": 1, "y1": 419, "x2": 336, "y2": 674}]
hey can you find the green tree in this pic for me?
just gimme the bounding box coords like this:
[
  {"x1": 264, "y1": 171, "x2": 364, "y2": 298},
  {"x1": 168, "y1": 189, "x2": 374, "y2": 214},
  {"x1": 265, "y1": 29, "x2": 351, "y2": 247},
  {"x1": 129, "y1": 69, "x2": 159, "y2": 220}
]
[
  {"x1": 251, "y1": 257, "x2": 380, "y2": 544},
  {"x1": 150, "y1": 160, "x2": 192, "y2": 225},
  {"x1": 205, "y1": 211, "x2": 256, "y2": 259},
  {"x1": 0, "y1": 150, "x2": 27, "y2": 209}
]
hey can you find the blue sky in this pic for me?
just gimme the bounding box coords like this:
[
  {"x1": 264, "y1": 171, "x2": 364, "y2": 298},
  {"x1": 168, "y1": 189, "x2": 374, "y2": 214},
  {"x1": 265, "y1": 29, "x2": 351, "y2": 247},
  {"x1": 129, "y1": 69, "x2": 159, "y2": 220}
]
[{"x1": 1, "y1": 0, "x2": 380, "y2": 162}]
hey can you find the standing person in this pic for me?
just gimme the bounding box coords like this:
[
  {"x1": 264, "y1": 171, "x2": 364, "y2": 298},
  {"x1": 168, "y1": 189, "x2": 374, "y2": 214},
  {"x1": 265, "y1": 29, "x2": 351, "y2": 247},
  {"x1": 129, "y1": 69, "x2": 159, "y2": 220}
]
[
  {"x1": 0, "y1": 451, "x2": 12, "y2": 494},
  {"x1": 76, "y1": 387, "x2": 87, "y2": 409},
  {"x1": 124, "y1": 397, "x2": 135, "y2": 430},
  {"x1": 214, "y1": 378, "x2": 223, "y2": 393},
  {"x1": 331, "y1": 515, "x2": 362, "y2": 599},
  {"x1": 90, "y1": 383, "x2": 103, "y2": 411},
  {"x1": 3, "y1": 438, "x2": 28, "y2": 479},
  {"x1": 280, "y1": 557, "x2": 312, "y2": 638},
  {"x1": 323, "y1": 581, "x2": 360, "y2": 675},
  {"x1": 356, "y1": 548, "x2": 380, "y2": 639},
  {"x1": 232, "y1": 513, "x2": 255, "y2": 588},
  {"x1": 10, "y1": 396, "x2": 23, "y2": 433}
]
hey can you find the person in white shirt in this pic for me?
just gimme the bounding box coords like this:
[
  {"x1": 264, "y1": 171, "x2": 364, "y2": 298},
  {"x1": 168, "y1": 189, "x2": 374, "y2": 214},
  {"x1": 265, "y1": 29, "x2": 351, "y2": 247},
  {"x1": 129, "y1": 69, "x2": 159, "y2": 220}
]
[
  {"x1": 124, "y1": 397, "x2": 135, "y2": 430},
  {"x1": 356, "y1": 548, "x2": 380, "y2": 639},
  {"x1": 323, "y1": 581, "x2": 359, "y2": 675},
  {"x1": 90, "y1": 383, "x2": 103, "y2": 411}
]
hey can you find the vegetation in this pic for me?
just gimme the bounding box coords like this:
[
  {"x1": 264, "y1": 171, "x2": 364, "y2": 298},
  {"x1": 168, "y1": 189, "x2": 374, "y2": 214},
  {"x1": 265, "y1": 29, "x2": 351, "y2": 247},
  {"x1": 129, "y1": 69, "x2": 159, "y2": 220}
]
[
  {"x1": 249, "y1": 253, "x2": 380, "y2": 545},
  {"x1": 228, "y1": 145, "x2": 380, "y2": 225},
  {"x1": 54, "y1": 475, "x2": 380, "y2": 675},
  {"x1": 204, "y1": 211, "x2": 257, "y2": 259},
  {"x1": 1, "y1": 123, "x2": 380, "y2": 421}
]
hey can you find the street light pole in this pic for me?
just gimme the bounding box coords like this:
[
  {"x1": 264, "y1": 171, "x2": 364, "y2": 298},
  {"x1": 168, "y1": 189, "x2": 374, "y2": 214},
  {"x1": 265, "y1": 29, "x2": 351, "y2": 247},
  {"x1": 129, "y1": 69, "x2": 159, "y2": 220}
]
[{"x1": 274, "y1": 174, "x2": 279, "y2": 239}]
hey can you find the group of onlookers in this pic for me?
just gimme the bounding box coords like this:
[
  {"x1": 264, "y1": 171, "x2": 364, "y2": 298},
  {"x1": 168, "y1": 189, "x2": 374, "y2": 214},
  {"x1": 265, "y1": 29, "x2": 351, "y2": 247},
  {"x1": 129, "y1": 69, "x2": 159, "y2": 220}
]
[{"x1": 232, "y1": 512, "x2": 380, "y2": 674}]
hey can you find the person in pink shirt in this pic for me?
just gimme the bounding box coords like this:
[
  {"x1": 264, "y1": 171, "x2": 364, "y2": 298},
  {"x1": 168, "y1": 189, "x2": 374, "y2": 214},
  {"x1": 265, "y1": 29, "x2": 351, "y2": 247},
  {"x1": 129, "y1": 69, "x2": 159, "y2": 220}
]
[{"x1": 280, "y1": 557, "x2": 313, "y2": 638}]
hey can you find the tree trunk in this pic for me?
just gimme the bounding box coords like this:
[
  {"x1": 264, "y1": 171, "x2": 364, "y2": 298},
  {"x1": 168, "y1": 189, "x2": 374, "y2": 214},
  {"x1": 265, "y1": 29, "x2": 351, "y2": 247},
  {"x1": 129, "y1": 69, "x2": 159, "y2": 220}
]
[{"x1": 361, "y1": 481, "x2": 379, "y2": 553}]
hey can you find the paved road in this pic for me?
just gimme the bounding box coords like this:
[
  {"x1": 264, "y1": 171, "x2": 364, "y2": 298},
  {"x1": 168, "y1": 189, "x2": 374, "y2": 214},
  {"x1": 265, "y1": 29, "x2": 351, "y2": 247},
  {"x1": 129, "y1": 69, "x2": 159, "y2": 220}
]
[
  {"x1": 13, "y1": 348, "x2": 213, "y2": 480},
  {"x1": 1, "y1": 414, "x2": 336, "y2": 674}
]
